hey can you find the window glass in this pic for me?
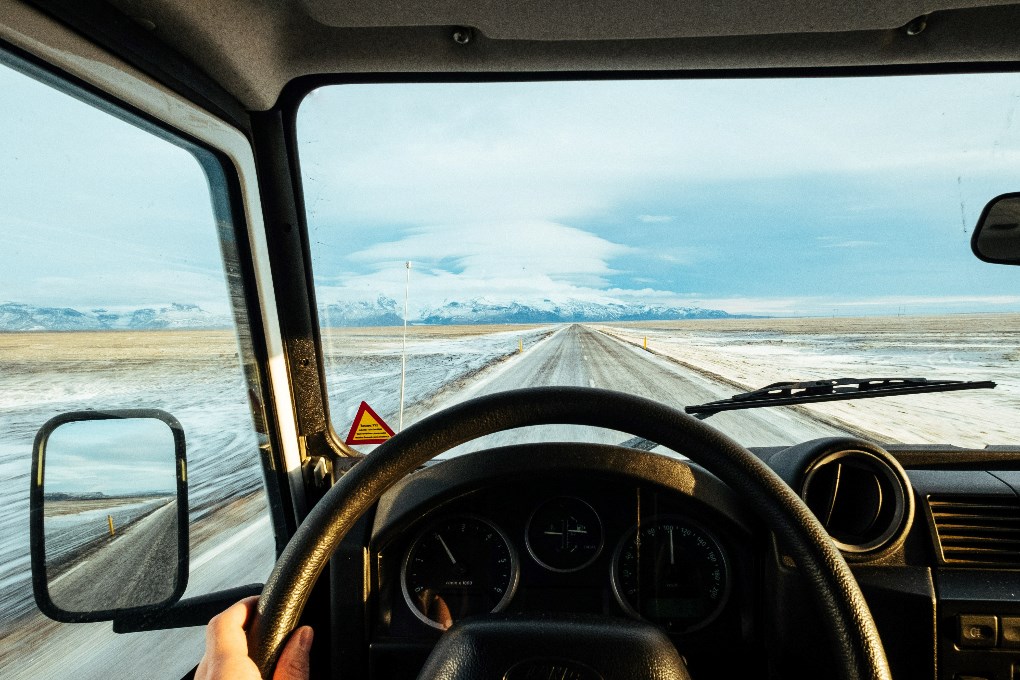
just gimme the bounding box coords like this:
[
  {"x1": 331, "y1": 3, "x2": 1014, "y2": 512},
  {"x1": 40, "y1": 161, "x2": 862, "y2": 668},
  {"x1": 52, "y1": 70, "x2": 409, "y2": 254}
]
[
  {"x1": 298, "y1": 77, "x2": 1019, "y2": 453},
  {"x1": 0, "y1": 58, "x2": 274, "y2": 678}
]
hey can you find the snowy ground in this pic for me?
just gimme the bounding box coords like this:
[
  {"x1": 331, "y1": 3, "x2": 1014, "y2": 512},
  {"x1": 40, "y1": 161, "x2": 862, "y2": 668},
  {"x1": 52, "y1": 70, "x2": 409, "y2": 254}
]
[
  {"x1": 0, "y1": 325, "x2": 553, "y2": 679},
  {"x1": 599, "y1": 313, "x2": 1020, "y2": 448},
  {"x1": 1, "y1": 316, "x2": 1017, "y2": 678},
  {"x1": 321, "y1": 325, "x2": 555, "y2": 447}
]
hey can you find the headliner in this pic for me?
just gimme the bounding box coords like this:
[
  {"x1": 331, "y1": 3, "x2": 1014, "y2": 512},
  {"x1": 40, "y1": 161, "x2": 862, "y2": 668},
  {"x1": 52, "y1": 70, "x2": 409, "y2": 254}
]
[{"x1": 92, "y1": 0, "x2": 1020, "y2": 109}]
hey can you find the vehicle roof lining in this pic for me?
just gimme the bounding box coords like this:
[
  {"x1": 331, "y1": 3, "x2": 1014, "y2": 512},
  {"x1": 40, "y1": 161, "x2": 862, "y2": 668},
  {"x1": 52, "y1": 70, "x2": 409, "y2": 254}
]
[
  {"x1": 298, "y1": 0, "x2": 1004, "y2": 40},
  {"x1": 99, "y1": 0, "x2": 1020, "y2": 110}
]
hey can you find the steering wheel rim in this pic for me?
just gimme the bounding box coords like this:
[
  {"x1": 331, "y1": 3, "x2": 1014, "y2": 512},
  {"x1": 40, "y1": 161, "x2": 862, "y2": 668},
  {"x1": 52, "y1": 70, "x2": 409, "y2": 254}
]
[{"x1": 247, "y1": 386, "x2": 891, "y2": 680}]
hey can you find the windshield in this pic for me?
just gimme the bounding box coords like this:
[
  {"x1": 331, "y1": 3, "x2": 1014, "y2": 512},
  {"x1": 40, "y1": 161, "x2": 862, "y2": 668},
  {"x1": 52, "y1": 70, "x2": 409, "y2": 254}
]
[{"x1": 297, "y1": 76, "x2": 1020, "y2": 453}]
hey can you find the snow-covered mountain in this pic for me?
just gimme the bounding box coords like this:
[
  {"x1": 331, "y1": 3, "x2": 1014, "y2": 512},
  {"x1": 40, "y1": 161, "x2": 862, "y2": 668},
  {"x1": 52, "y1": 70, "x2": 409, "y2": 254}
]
[
  {"x1": 0, "y1": 296, "x2": 740, "y2": 331},
  {"x1": 420, "y1": 298, "x2": 737, "y2": 325},
  {"x1": 318, "y1": 296, "x2": 404, "y2": 327},
  {"x1": 0, "y1": 302, "x2": 231, "y2": 331}
]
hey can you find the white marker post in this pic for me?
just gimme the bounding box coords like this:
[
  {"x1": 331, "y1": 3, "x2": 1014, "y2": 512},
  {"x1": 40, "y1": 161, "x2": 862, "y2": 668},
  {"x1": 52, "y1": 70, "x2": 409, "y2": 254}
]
[{"x1": 399, "y1": 261, "x2": 411, "y2": 431}]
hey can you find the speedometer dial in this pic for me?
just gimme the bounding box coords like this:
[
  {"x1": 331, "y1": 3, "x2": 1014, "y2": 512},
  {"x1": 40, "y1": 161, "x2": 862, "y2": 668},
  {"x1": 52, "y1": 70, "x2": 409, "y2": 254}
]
[
  {"x1": 401, "y1": 515, "x2": 519, "y2": 630},
  {"x1": 612, "y1": 516, "x2": 728, "y2": 633}
]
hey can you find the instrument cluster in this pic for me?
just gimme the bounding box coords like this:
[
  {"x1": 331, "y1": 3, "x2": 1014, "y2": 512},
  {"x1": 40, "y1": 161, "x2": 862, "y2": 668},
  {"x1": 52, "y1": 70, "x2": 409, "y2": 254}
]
[{"x1": 375, "y1": 477, "x2": 750, "y2": 639}]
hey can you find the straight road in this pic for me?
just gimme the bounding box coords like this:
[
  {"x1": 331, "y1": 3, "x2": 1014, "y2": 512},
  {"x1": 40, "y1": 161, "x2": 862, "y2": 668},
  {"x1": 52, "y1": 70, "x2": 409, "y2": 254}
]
[
  {"x1": 49, "y1": 501, "x2": 179, "y2": 612},
  {"x1": 8, "y1": 323, "x2": 847, "y2": 680},
  {"x1": 424, "y1": 324, "x2": 850, "y2": 455}
]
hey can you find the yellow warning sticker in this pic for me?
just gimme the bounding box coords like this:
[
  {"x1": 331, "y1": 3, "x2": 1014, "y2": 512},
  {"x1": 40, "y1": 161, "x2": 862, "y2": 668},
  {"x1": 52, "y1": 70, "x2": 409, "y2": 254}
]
[{"x1": 345, "y1": 401, "x2": 395, "y2": 445}]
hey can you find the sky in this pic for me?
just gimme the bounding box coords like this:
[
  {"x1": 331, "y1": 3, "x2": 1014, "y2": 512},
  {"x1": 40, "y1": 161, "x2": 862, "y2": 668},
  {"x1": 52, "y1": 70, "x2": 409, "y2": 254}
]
[
  {"x1": 299, "y1": 77, "x2": 1020, "y2": 317},
  {"x1": 44, "y1": 418, "x2": 177, "y2": 495},
  {"x1": 1, "y1": 57, "x2": 1019, "y2": 318},
  {"x1": 0, "y1": 60, "x2": 230, "y2": 314}
]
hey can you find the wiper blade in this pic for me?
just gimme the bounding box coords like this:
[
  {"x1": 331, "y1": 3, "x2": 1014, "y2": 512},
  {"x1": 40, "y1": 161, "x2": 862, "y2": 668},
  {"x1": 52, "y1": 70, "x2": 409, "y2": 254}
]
[{"x1": 685, "y1": 377, "x2": 996, "y2": 417}]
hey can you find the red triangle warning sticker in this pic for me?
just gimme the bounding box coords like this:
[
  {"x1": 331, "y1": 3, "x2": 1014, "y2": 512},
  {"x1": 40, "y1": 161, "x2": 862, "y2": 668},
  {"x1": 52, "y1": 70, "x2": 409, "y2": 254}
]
[{"x1": 345, "y1": 401, "x2": 396, "y2": 445}]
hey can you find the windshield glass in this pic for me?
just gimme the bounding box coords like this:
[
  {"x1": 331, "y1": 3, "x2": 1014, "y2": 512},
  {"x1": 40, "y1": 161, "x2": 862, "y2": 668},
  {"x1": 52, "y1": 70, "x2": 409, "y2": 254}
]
[{"x1": 297, "y1": 76, "x2": 1020, "y2": 453}]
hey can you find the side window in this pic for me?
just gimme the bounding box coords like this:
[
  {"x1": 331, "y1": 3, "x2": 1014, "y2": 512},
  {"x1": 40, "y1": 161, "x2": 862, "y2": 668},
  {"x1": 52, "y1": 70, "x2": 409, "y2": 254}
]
[{"x1": 0, "y1": 58, "x2": 275, "y2": 677}]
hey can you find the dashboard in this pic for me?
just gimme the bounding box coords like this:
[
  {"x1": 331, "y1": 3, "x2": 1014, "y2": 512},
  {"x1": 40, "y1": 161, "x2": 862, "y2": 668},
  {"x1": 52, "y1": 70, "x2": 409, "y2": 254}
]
[
  {"x1": 366, "y1": 443, "x2": 762, "y2": 678},
  {"x1": 350, "y1": 439, "x2": 1020, "y2": 680}
]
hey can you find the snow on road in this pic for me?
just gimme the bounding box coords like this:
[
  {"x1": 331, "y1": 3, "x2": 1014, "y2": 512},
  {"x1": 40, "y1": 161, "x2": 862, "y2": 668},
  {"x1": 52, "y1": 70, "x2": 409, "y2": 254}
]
[
  {"x1": 2, "y1": 316, "x2": 1017, "y2": 679},
  {"x1": 601, "y1": 314, "x2": 1020, "y2": 447}
]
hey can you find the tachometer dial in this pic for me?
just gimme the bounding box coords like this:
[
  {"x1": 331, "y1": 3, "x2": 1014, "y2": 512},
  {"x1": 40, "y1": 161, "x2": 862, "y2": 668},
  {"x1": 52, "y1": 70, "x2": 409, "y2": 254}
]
[
  {"x1": 401, "y1": 515, "x2": 519, "y2": 630},
  {"x1": 612, "y1": 516, "x2": 728, "y2": 633},
  {"x1": 525, "y1": 496, "x2": 603, "y2": 572}
]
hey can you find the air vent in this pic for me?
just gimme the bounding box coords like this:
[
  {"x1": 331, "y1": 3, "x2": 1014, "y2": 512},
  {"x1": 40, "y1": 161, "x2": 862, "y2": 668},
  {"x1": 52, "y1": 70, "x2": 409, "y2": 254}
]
[
  {"x1": 928, "y1": 495, "x2": 1020, "y2": 567},
  {"x1": 800, "y1": 448, "x2": 912, "y2": 556},
  {"x1": 769, "y1": 438, "x2": 915, "y2": 559}
]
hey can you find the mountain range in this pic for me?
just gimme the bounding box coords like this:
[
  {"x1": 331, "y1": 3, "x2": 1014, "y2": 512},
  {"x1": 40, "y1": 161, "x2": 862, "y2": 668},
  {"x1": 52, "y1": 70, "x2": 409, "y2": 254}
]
[
  {"x1": 0, "y1": 302, "x2": 231, "y2": 331},
  {"x1": 418, "y1": 298, "x2": 736, "y2": 325},
  {"x1": 0, "y1": 297, "x2": 740, "y2": 331}
]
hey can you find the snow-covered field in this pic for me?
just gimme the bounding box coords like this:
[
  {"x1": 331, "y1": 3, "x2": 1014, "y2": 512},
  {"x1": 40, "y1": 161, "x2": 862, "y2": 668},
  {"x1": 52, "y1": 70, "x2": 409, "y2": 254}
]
[
  {"x1": 600, "y1": 313, "x2": 1020, "y2": 447},
  {"x1": 0, "y1": 316, "x2": 1017, "y2": 678},
  {"x1": 0, "y1": 324, "x2": 553, "y2": 678},
  {"x1": 321, "y1": 325, "x2": 555, "y2": 443}
]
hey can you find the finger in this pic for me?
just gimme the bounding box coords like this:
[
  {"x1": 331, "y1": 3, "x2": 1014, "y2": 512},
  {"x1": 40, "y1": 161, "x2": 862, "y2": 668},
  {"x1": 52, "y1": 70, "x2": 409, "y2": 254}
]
[
  {"x1": 206, "y1": 596, "x2": 259, "y2": 654},
  {"x1": 273, "y1": 626, "x2": 313, "y2": 680}
]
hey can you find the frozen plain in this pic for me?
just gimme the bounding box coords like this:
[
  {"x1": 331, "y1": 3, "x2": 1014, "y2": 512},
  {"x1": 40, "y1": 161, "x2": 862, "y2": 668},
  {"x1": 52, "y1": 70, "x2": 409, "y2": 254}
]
[
  {"x1": 0, "y1": 325, "x2": 551, "y2": 678},
  {"x1": 1, "y1": 315, "x2": 1018, "y2": 678}
]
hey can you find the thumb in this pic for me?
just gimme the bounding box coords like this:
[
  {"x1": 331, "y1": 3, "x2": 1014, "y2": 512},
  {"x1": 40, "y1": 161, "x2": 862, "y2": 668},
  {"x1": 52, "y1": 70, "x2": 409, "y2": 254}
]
[{"x1": 273, "y1": 626, "x2": 313, "y2": 680}]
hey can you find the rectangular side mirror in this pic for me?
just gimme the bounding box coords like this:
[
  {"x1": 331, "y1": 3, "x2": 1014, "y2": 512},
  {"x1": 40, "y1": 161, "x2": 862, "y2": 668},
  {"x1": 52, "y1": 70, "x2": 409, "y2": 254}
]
[{"x1": 30, "y1": 409, "x2": 189, "y2": 623}]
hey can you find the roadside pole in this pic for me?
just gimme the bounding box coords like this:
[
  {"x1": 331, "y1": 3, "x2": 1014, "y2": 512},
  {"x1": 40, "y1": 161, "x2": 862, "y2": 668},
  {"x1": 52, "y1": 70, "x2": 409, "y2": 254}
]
[{"x1": 399, "y1": 261, "x2": 410, "y2": 431}]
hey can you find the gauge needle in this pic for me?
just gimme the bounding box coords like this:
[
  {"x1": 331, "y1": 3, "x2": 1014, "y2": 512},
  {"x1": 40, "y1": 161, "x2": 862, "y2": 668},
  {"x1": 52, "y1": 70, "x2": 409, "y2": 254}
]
[
  {"x1": 545, "y1": 520, "x2": 569, "y2": 549},
  {"x1": 436, "y1": 533, "x2": 457, "y2": 565},
  {"x1": 668, "y1": 526, "x2": 675, "y2": 565}
]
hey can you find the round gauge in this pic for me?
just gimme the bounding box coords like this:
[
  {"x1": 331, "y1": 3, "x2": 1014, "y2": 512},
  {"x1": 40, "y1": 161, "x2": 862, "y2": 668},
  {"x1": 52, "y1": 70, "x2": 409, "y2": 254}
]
[
  {"x1": 525, "y1": 496, "x2": 604, "y2": 572},
  {"x1": 612, "y1": 516, "x2": 729, "y2": 633},
  {"x1": 401, "y1": 515, "x2": 519, "y2": 630}
]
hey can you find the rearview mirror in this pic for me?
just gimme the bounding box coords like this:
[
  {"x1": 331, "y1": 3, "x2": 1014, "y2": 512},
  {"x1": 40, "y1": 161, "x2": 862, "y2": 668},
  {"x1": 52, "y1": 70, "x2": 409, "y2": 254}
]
[
  {"x1": 972, "y1": 192, "x2": 1020, "y2": 265},
  {"x1": 30, "y1": 410, "x2": 189, "y2": 623}
]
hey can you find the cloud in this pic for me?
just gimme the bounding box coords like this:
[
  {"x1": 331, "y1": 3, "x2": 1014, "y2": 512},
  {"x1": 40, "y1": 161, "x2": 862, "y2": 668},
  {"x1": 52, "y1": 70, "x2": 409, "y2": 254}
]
[
  {"x1": 300, "y1": 76, "x2": 1020, "y2": 231},
  {"x1": 5, "y1": 63, "x2": 1020, "y2": 322},
  {"x1": 316, "y1": 220, "x2": 669, "y2": 312}
]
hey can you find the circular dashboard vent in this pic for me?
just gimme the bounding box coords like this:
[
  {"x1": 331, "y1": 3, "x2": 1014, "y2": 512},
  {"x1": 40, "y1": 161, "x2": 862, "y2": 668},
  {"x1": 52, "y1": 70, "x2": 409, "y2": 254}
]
[
  {"x1": 769, "y1": 437, "x2": 915, "y2": 559},
  {"x1": 800, "y1": 447, "x2": 913, "y2": 556}
]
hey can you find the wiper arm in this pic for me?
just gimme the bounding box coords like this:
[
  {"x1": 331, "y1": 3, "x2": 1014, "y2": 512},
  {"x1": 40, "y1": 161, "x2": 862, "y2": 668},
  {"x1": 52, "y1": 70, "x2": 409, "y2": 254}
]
[{"x1": 685, "y1": 377, "x2": 996, "y2": 418}]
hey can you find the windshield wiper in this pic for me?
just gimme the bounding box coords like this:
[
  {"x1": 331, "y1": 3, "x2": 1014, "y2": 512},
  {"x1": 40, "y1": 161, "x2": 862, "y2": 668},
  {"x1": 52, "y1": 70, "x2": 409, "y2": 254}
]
[{"x1": 685, "y1": 377, "x2": 996, "y2": 418}]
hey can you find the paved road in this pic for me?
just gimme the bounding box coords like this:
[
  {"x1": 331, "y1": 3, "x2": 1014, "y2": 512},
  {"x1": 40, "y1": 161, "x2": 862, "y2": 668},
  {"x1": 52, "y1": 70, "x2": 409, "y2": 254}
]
[
  {"x1": 426, "y1": 324, "x2": 850, "y2": 455},
  {"x1": 7, "y1": 323, "x2": 850, "y2": 679},
  {"x1": 49, "y1": 501, "x2": 179, "y2": 612}
]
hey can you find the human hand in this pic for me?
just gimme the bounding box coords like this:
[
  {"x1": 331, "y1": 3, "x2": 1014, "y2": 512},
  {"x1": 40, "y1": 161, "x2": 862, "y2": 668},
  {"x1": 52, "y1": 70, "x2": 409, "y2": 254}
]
[{"x1": 195, "y1": 596, "x2": 313, "y2": 680}]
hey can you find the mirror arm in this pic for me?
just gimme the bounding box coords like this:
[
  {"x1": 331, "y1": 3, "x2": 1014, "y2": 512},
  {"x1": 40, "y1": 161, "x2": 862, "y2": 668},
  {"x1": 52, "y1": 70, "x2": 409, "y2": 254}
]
[{"x1": 111, "y1": 583, "x2": 263, "y2": 633}]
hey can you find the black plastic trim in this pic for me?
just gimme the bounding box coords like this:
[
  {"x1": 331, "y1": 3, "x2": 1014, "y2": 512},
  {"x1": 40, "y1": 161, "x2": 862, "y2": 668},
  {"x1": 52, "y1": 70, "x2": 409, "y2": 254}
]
[
  {"x1": 113, "y1": 583, "x2": 263, "y2": 633},
  {"x1": 249, "y1": 112, "x2": 331, "y2": 450},
  {"x1": 30, "y1": 409, "x2": 189, "y2": 623},
  {"x1": 275, "y1": 83, "x2": 363, "y2": 456},
  {"x1": 274, "y1": 61, "x2": 1020, "y2": 112},
  {"x1": 971, "y1": 191, "x2": 1020, "y2": 266}
]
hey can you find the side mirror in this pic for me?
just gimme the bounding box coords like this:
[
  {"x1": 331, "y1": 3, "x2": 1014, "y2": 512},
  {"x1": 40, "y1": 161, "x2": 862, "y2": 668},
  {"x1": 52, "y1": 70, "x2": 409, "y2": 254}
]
[
  {"x1": 972, "y1": 192, "x2": 1020, "y2": 265},
  {"x1": 30, "y1": 410, "x2": 189, "y2": 623}
]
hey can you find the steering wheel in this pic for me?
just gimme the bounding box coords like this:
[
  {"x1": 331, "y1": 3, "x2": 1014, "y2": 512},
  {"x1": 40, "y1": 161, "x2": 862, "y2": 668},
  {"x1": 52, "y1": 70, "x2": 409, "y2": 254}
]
[{"x1": 247, "y1": 387, "x2": 891, "y2": 680}]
